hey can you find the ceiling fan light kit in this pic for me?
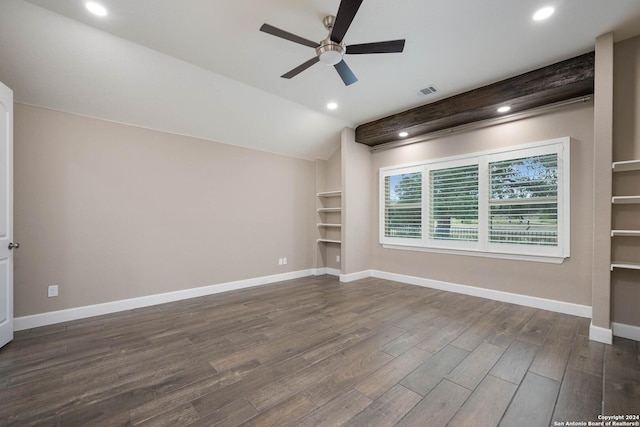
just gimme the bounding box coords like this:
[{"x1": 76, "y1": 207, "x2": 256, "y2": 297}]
[
  {"x1": 316, "y1": 37, "x2": 346, "y2": 66},
  {"x1": 317, "y1": 48, "x2": 344, "y2": 66},
  {"x1": 259, "y1": 0, "x2": 405, "y2": 86}
]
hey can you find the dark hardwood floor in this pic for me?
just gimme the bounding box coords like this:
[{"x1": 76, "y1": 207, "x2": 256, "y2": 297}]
[{"x1": 1, "y1": 275, "x2": 639, "y2": 426}]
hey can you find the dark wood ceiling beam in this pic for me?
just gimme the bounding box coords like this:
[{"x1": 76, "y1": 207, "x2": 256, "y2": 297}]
[{"x1": 355, "y1": 52, "x2": 595, "y2": 147}]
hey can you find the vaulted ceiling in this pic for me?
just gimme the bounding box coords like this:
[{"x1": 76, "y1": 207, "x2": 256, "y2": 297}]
[{"x1": 1, "y1": 0, "x2": 639, "y2": 160}]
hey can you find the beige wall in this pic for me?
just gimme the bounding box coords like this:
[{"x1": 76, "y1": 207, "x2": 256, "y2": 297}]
[
  {"x1": 325, "y1": 146, "x2": 342, "y2": 271},
  {"x1": 613, "y1": 35, "x2": 640, "y2": 161},
  {"x1": 592, "y1": 33, "x2": 614, "y2": 331},
  {"x1": 325, "y1": 146, "x2": 342, "y2": 192},
  {"x1": 14, "y1": 104, "x2": 315, "y2": 317},
  {"x1": 612, "y1": 34, "x2": 640, "y2": 326},
  {"x1": 369, "y1": 101, "x2": 595, "y2": 306},
  {"x1": 342, "y1": 128, "x2": 372, "y2": 275}
]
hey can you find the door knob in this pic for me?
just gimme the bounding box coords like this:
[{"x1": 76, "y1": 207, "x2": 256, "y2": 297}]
[{"x1": 8, "y1": 242, "x2": 19, "y2": 250}]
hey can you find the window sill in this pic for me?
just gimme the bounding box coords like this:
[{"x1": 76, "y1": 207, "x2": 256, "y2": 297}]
[{"x1": 381, "y1": 243, "x2": 567, "y2": 264}]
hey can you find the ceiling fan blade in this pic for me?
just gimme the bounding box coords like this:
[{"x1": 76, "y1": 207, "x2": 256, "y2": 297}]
[
  {"x1": 330, "y1": 0, "x2": 364, "y2": 44},
  {"x1": 260, "y1": 24, "x2": 319, "y2": 48},
  {"x1": 281, "y1": 57, "x2": 320, "y2": 79},
  {"x1": 346, "y1": 39, "x2": 406, "y2": 54},
  {"x1": 334, "y1": 60, "x2": 358, "y2": 86}
]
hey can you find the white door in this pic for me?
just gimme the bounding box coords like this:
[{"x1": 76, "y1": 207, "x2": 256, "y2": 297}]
[{"x1": 0, "y1": 81, "x2": 14, "y2": 349}]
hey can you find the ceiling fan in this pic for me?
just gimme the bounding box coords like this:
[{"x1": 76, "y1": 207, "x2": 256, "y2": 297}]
[{"x1": 259, "y1": 0, "x2": 405, "y2": 86}]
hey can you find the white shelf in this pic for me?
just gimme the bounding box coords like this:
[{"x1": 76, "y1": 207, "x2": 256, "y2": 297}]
[
  {"x1": 317, "y1": 207, "x2": 342, "y2": 213},
  {"x1": 611, "y1": 262, "x2": 640, "y2": 271},
  {"x1": 613, "y1": 160, "x2": 640, "y2": 172},
  {"x1": 612, "y1": 196, "x2": 640, "y2": 204},
  {"x1": 317, "y1": 191, "x2": 342, "y2": 197},
  {"x1": 317, "y1": 238, "x2": 341, "y2": 244},
  {"x1": 317, "y1": 223, "x2": 341, "y2": 228},
  {"x1": 611, "y1": 230, "x2": 640, "y2": 237}
]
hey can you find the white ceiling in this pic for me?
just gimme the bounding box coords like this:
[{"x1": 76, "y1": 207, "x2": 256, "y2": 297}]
[{"x1": 1, "y1": 0, "x2": 640, "y2": 160}]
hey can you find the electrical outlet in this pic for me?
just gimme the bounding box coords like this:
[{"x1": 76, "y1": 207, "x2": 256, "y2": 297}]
[
  {"x1": 283, "y1": 257, "x2": 287, "y2": 265},
  {"x1": 336, "y1": 255, "x2": 340, "y2": 263},
  {"x1": 48, "y1": 285, "x2": 59, "y2": 298},
  {"x1": 278, "y1": 258, "x2": 283, "y2": 265}
]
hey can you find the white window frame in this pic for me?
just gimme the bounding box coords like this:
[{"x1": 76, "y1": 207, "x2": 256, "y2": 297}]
[
  {"x1": 484, "y1": 143, "x2": 567, "y2": 258},
  {"x1": 379, "y1": 137, "x2": 570, "y2": 263}
]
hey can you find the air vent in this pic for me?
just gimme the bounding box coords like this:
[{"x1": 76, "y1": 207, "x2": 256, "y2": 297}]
[{"x1": 419, "y1": 85, "x2": 438, "y2": 95}]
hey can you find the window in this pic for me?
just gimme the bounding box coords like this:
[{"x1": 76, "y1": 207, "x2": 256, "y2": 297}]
[
  {"x1": 428, "y1": 161, "x2": 479, "y2": 247},
  {"x1": 381, "y1": 166, "x2": 423, "y2": 245},
  {"x1": 488, "y1": 152, "x2": 558, "y2": 248},
  {"x1": 380, "y1": 137, "x2": 570, "y2": 262}
]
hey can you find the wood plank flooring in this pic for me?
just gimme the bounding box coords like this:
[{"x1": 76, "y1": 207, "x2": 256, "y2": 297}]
[{"x1": 1, "y1": 275, "x2": 639, "y2": 426}]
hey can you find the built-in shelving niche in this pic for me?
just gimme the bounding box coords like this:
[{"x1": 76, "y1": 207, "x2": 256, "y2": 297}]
[
  {"x1": 316, "y1": 191, "x2": 342, "y2": 244},
  {"x1": 611, "y1": 160, "x2": 640, "y2": 271}
]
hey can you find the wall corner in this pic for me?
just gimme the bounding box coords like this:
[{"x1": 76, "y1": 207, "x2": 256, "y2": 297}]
[{"x1": 591, "y1": 32, "x2": 614, "y2": 335}]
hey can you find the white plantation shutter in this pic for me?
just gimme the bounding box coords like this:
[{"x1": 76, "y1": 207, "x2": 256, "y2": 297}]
[
  {"x1": 488, "y1": 153, "x2": 559, "y2": 247},
  {"x1": 381, "y1": 167, "x2": 423, "y2": 243},
  {"x1": 429, "y1": 163, "x2": 479, "y2": 243}
]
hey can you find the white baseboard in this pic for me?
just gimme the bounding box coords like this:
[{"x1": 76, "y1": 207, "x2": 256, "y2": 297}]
[
  {"x1": 14, "y1": 269, "x2": 316, "y2": 331},
  {"x1": 349, "y1": 269, "x2": 640, "y2": 343},
  {"x1": 18, "y1": 267, "x2": 618, "y2": 342},
  {"x1": 312, "y1": 268, "x2": 340, "y2": 277},
  {"x1": 589, "y1": 322, "x2": 613, "y2": 344},
  {"x1": 340, "y1": 270, "x2": 374, "y2": 283},
  {"x1": 612, "y1": 322, "x2": 640, "y2": 341},
  {"x1": 341, "y1": 269, "x2": 592, "y2": 318},
  {"x1": 312, "y1": 268, "x2": 328, "y2": 276},
  {"x1": 371, "y1": 270, "x2": 592, "y2": 318}
]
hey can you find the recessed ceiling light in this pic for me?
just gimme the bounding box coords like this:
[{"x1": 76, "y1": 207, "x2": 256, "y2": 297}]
[
  {"x1": 85, "y1": 2, "x2": 107, "y2": 16},
  {"x1": 327, "y1": 102, "x2": 338, "y2": 110},
  {"x1": 398, "y1": 131, "x2": 409, "y2": 138},
  {"x1": 497, "y1": 106, "x2": 511, "y2": 113},
  {"x1": 533, "y1": 6, "x2": 554, "y2": 21}
]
